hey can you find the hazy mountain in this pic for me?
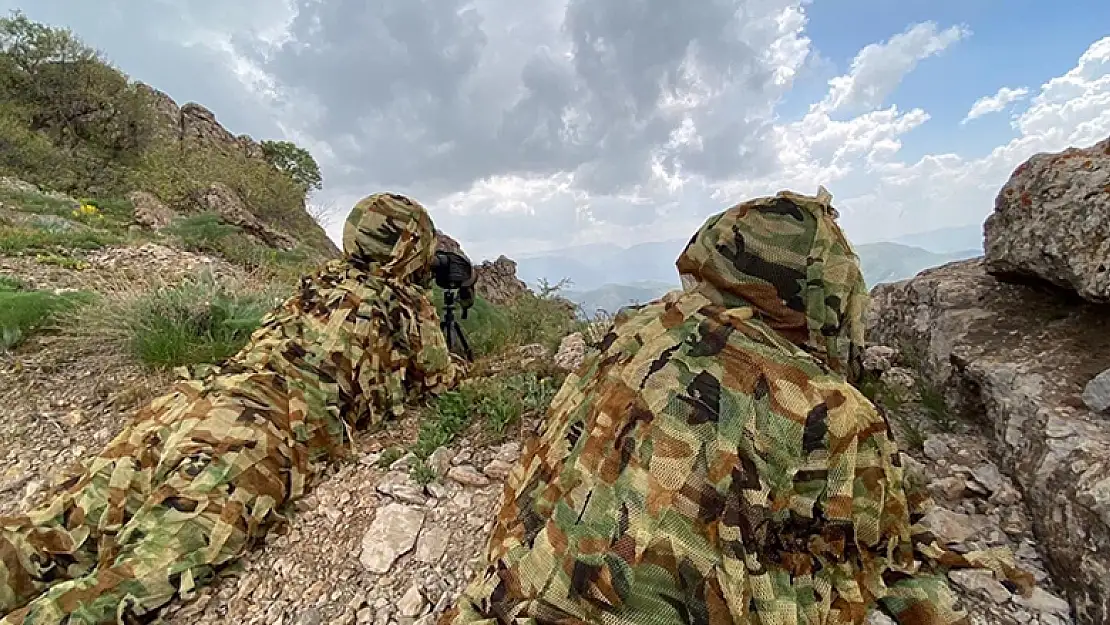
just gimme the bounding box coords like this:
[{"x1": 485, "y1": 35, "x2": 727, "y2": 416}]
[
  {"x1": 562, "y1": 281, "x2": 679, "y2": 316},
  {"x1": 892, "y1": 223, "x2": 984, "y2": 255},
  {"x1": 517, "y1": 224, "x2": 984, "y2": 312},
  {"x1": 856, "y1": 242, "x2": 980, "y2": 287},
  {"x1": 516, "y1": 240, "x2": 686, "y2": 292}
]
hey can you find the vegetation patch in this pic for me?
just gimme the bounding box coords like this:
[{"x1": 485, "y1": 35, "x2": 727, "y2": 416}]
[
  {"x1": 410, "y1": 371, "x2": 563, "y2": 466},
  {"x1": 0, "y1": 224, "x2": 121, "y2": 254},
  {"x1": 0, "y1": 11, "x2": 331, "y2": 256},
  {"x1": 76, "y1": 270, "x2": 286, "y2": 370},
  {"x1": 0, "y1": 283, "x2": 95, "y2": 351}
]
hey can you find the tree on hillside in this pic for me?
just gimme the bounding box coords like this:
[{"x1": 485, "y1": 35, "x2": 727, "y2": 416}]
[
  {"x1": 0, "y1": 11, "x2": 156, "y2": 189},
  {"x1": 261, "y1": 140, "x2": 323, "y2": 195}
]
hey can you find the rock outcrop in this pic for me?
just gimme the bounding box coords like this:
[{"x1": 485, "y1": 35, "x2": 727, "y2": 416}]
[
  {"x1": 194, "y1": 183, "x2": 299, "y2": 251},
  {"x1": 434, "y1": 232, "x2": 531, "y2": 306},
  {"x1": 134, "y1": 83, "x2": 339, "y2": 258},
  {"x1": 473, "y1": 256, "x2": 529, "y2": 306},
  {"x1": 867, "y1": 259, "x2": 1110, "y2": 624},
  {"x1": 867, "y1": 138, "x2": 1110, "y2": 624},
  {"x1": 984, "y1": 135, "x2": 1110, "y2": 302}
]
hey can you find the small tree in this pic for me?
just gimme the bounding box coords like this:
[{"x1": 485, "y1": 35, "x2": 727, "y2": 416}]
[{"x1": 260, "y1": 139, "x2": 323, "y2": 195}]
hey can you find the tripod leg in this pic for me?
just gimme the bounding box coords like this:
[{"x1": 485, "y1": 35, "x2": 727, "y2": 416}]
[{"x1": 451, "y1": 319, "x2": 474, "y2": 362}]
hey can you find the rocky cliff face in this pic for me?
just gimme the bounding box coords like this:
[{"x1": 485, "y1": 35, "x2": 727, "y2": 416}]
[
  {"x1": 135, "y1": 83, "x2": 339, "y2": 257},
  {"x1": 868, "y1": 134, "x2": 1110, "y2": 625}
]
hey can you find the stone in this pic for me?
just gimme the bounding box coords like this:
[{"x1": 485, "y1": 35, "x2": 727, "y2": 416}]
[
  {"x1": 473, "y1": 256, "x2": 529, "y2": 306},
  {"x1": 948, "y1": 569, "x2": 1013, "y2": 604},
  {"x1": 928, "y1": 476, "x2": 968, "y2": 502},
  {"x1": 482, "y1": 459, "x2": 513, "y2": 481},
  {"x1": 984, "y1": 134, "x2": 1110, "y2": 302},
  {"x1": 389, "y1": 452, "x2": 418, "y2": 473},
  {"x1": 1014, "y1": 587, "x2": 1072, "y2": 617},
  {"x1": 398, "y1": 584, "x2": 427, "y2": 618},
  {"x1": 919, "y1": 507, "x2": 978, "y2": 544},
  {"x1": 426, "y1": 447, "x2": 453, "y2": 477},
  {"x1": 129, "y1": 191, "x2": 177, "y2": 230},
  {"x1": 863, "y1": 345, "x2": 896, "y2": 373},
  {"x1": 415, "y1": 527, "x2": 451, "y2": 564},
  {"x1": 879, "y1": 366, "x2": 917, "y2": 394},
  {"x1": 358, "y1": 503, "x2": 425, "y2": 574},
  {"x1": 295, "y1": 608, "x2": 323, "y2": 625},
  {"x1": 922, "y1": 437, "x2": 950, "y2": 462},
  {"x1": 554, "y1": 332, "x2": 588, "y2": 372},
  {"x1": 867, "y1": 257, "x2": 1110, "y2": 622},
  {"x1": 970, "y1": 463, "x2": 1006, "y2": 495},
  {"x1": 447, "y1": 465, "x2": 491, "y2": 487},
  {"x1": 1081, "y1": 368, "x2": 1110, "y2": 414},
  {"x1": 195, "y1": 182, "x2": 298, "y2": 251}
]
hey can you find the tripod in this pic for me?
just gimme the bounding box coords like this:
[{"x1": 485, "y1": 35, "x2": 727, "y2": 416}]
[{"x1": 440, "y1": 289, "x2": 474, "y2": 362}]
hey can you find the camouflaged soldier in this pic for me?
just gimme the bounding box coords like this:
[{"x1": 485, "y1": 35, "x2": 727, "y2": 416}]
[
  {"x1": 0, "y1": 193, "x2": 459, "y2": 624},
  {"x1": 442, "y1": 189, "x2": 1033, "y2": 625}
]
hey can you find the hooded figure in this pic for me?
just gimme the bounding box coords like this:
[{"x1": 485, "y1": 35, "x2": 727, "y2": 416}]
[
  {"x1": 0, "y1": 193, "x2": 458, "y2": 625},
  {"x1": 441, "y1": 190, "x2": 1032, "y2": 625}
]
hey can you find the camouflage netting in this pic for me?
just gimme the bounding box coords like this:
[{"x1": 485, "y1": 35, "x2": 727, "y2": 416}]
[
  {"x1": 0, "y1": 193, "x2": 459, "y2": 624},
  {"x1": 442, "y1": 189, "x2": 1033, "y2": 625}
]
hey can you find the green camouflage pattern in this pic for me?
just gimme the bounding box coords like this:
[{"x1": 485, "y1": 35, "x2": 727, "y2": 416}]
[
  {"x1": 0, "y1": 193, "x2": 459, "y2": 624},
  {"x1": 441, "y1": 189, "x2": 1033, "y2": 625}
]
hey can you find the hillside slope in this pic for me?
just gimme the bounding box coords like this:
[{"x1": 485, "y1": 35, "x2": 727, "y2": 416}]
[{"x1": 0, "y1": 10, "x2": 337, "y2": 261}]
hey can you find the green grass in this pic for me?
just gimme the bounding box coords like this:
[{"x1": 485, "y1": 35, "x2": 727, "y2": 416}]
[
  {"x1": 35, "y1": 253, "x2": 89, "y2": 270},
  {"x1": 0, "y1": 224, "x2": 121, "y2": 254},
  {"x1": 83, "y1": 270, "x2": 284, "y2": 370},
  {"x1": 0, "y1": 189, "x2": 135, "y2": 233},
  {"x1": 0, "y1": 275, "x2": 23, "y2": 291},
  {"x1": 0, "y1": 285, "x2": 96, "y2": 351},
  {"x1": 410, "y1": 371, "x2": 563, "y2": 464}
]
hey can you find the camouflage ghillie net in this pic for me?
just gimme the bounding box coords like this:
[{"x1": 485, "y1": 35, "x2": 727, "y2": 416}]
[
  {"x1": 442, "y1": 189, "x2": 1033, "y2": 625},
  {"x1": 0, "y1": 193, "x2": 459, "y2": 624}
]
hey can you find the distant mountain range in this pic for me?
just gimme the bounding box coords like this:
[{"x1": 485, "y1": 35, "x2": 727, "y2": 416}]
[{"x1": 519, "y1": 223, "x2": 985, "y2": 316}]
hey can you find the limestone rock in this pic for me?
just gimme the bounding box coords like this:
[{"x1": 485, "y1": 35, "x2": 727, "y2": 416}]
[
  {"x1": 863, "y1": 345, "x2": 896, "y2": 373},
  {"x1": 1081, "y1": 368, "x2": 1110, "y2": 414},
  {"x1": 358, "y1": 503, "x2": 425, "y2": 574},
  {"x1": 129, "y1": 191, "x2": 177, "y2": 230},
  {"x1": 195, "y1": 183, "x2": 298, "y2": 251},
  {"x1": 984, "y1": 134, "x2": 1110, "y2": 302},
  {"x1": 555, "y1": 332, "x2": 587, "y2": 372},
  {"x1": 397, "y1": 584, "x2": 426, "y2": 618},
  {"x1": 447, "y1": 465, "x2": 490, "y2": 487},
  {"x1": 867, "y1": 258, "x2": 1110, "y2": 624},
  {"x1": 473, "y1": 255, "x2": 529, "y2": 306}
]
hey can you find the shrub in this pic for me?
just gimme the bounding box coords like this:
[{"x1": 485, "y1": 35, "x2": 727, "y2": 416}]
[
  {"x1": 82, "y1": 270, "x2": 285, "y2": 370},
  {"x1": 0, "y1": 286, "x2": 95, "y2": 351}
]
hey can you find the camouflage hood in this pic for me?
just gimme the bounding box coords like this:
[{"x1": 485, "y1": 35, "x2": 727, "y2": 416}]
[
  {"x1": 342, "y1": 192, "x2": 436, "y2": 281},
  {"x1": 675, "y1": 187, "x2": 868, "y2": 379}
]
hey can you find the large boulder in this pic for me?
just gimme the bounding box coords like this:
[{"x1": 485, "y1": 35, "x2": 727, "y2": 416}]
[
  {"x1": 128, "y1": 190, "x2": 177, "y2": 230},
  {"x1": 867, "y1": 259, "x2": 1110, "y2": 624},
  {"x1": 984, "y1": 135, "x2": 1110, "y2": 302}
]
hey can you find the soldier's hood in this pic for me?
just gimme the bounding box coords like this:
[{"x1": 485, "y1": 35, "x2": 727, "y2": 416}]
[
  {"x1": 342, "y1": 193, "x2": 436, "y2": 281},
  {"x1": 675, "y1": 187, "x2": 868, "y2": 380}
]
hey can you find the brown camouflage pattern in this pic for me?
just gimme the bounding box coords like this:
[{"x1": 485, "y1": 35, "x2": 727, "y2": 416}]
[
  {"x1": 441, "y1": 189, "x2": 1033, "y2": 625},
  {"x1": 0, "y1": 193, "x2": 459, "y2": 624}
]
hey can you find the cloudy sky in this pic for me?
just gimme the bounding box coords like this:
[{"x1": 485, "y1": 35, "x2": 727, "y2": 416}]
[{"x1": 5, "y1": 0, "x2": 1109, "y2": 261}]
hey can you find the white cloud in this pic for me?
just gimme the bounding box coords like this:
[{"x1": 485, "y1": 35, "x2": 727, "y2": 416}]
[
  {"x1": 5, "y1": 3, "x2": 1110, "y2": 268},
  {"x1": 822, "y1": 21, "x2": 970, "y2": 113},
  {"x1": 961, "y1": 86, "x2": 1030, "y2": 124}
]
